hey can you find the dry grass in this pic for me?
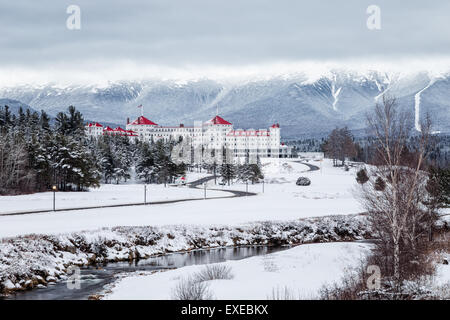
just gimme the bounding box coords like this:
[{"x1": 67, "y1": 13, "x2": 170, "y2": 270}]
[
  {"x1": 171, "y1": 264, "x2": 234, "y2": 300},
  {"x1": 194, "y1": 264, "x2": 234, "y2": 282},
  {"x1": 268, "y1": 286, "x2": 299, "y2": 300},
  {"x1": 171, "y1": 276, "x2": 214, "y2": 300}
]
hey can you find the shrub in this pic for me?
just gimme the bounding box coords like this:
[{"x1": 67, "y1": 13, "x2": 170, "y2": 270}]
[
  {"x1": 171, "y1": 264, "x2": 234, "y2": 300},
  {"x1": 356, "y1": 169, "x2": 369, "y2": 185},
  {"x1": 374, "y1": 177, "x2": 386, "y2": 191},
  {"x1": 171, "y1": 276, "x2": 214, "y2": 300},
  {"x1": 296, "y1": 177, "x2": 311, "y2": 186},
  {"x1": 268, "y1": 286, "x2": 298, "y2": 300},
  {"x1": 194, "y1": 264, "x2": 234, "y2": 282}
]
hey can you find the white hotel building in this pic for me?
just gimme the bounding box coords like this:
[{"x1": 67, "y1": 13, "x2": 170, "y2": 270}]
[{"x1": 86, "y1": 115, "x2": 292, "y2": 160}]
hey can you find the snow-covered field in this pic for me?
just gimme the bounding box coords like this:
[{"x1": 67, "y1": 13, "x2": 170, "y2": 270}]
[
  {"x1": 103, "y1": 242, "x2": 373, "y2": 300},
  {"x1": 0, "y1": 159, "x2": 364, "y2": 238},
  {"x1": 0, "y1": 172, "x2": 222, "y2": 215}
]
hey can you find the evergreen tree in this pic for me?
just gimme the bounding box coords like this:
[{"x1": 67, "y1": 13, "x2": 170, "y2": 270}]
[
  {"x1": 426, "y1": 167, "x2": 450, "y2": 209},
  {"x1": 135, "y1": 141, "x2": 155, "y2": 183},
  {"x1": 39, "y1": 110, "x2": 51, "y2": 133},
  {"x1": 219, "y1": 163, "x2": 236, "y2": 186},
  {"x1": 248, "y1": 163, "x2": 264, "y2": 184}
]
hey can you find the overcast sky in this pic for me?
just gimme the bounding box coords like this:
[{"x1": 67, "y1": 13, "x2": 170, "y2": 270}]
[{"x1": 1, "y1": 0, "x2": 450, "y2": 84}]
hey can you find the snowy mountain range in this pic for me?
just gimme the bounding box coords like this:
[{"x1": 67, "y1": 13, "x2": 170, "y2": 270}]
[
  {"x1": 0, "y1": 98, "x2": 36, "y2": 115},
  {"x1": 1, "y1": 70, "x2": 449, "y2": 138}
]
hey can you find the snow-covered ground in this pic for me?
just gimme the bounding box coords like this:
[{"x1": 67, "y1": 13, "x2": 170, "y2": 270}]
[
  {"x1": 0, "y1": 159, "x2": 364, "y2": 238},
  {"x1": 0, "y1": 172, "x2": 221, "y2": 215},
  {"x1": 103, "y1": 242, "x2": 373, "y2": 300},
  {"x1": 435, "y1": 258, "x2": 450, "y2": 287},
  {"x1": 0, "y1": 215, "x2": 373, "y2": 294}
]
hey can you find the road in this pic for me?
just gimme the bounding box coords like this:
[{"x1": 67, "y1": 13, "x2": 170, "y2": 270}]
[
  {"x1": 0, "y1": 161, "x2": 318, "y2": 217},
  {"x1": 0, "y1": 175, "x2": 256, "y2": 217},
  {"x1": 296, "y1": 161, "x2": 320, "y2": 172}
]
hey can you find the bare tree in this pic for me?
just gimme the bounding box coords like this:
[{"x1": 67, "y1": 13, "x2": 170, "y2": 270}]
[
  {"x1": 359, "y1": 96, "x2": 433, "y2": 287},
  {"x1": 323, "y1": 127, "x2": 357, "y2": 166},
  {"x1": 0, "y1": 133, "x2": 35, "y2": 194}
]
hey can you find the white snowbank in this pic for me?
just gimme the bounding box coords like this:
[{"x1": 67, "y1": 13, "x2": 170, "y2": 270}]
[{"x1": 104, "y1": 242, "x2": 373, "y2": 300}]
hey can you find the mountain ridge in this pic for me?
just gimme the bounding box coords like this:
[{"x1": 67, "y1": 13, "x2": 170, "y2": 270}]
[{"x1": 1, "y1": 70, "x2": 449, "y2": 138}]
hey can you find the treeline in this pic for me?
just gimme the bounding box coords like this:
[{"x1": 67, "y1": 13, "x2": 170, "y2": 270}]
[
  {"x1": 0, "y1": 105, "x2": 186, "y2": 195},
  {"x1": 290, "y1": 127, "x2": 450, "y2": 168},
  {"x1": 0, "y1": 105, "x2": 101, "y2": 194},
  {"x1": 285, "y1": 138, "x2": 324, "y2": 153}
]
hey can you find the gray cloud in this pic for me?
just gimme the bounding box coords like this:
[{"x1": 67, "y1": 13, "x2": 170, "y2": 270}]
[{"x1": 1, "y1": 0, "x2": 450, "y2": 77}]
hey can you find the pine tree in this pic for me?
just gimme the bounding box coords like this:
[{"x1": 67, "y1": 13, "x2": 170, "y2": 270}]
[
  {"x1": 426, "y1": 167, "x2": 450, "y2": 209},
  {"x1": 39, "y1": 110, "x2": 51, "y2": 133},
  {"x1": 248, "y1": 163, "x2": 264, "y2": 184},
  {"x1": 135, "y1": 141, "x2": 155, "y2": 183},
  {"x1": 220, "y1": 163, "x2": 236, "y2": 186}
]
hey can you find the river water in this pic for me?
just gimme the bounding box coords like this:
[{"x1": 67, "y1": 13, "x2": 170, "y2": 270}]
[{"x1": 4, "y1": 245, "x2": 289, "y2": 300}]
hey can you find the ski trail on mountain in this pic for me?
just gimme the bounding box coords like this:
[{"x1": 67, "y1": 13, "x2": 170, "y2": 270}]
[
  {"x1": 414, "y1": 78, "x2": 436, "y2": 132},
  {"x1": 374, "y1": 74, "x2": 392, "y2": 102},
  {"x1": 331, "y1": 83, "x2": 341, "y2": 111},
  {"x1": 207, "y1": 86, "x2": 232, "y2": 111}
]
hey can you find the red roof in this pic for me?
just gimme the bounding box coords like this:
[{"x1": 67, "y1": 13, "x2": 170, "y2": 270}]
[
  {"x1": 114, "y1": 127, "x2": 126, "y2": 132},
  {"x1": 271, "y1": 123, "x2": 280, "y2": 128},
  {"x1": 86, "y1": 122, "x2": 103, "y2": 127},
  {"x1": 209, "y1": 115, "x2": 232, "y2": 125},
  {"x1": 129, "y1": 116, "x2": 158, "y2": 126},
  {"x1": 104, "y1": 126, "x2": 114, "y2": 131}
]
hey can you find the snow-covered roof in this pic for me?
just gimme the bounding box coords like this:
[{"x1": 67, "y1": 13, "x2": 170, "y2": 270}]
[
  {"x1": 207, "y1": 115, "x2": 232, "y2": 125},
  {"x1": 129, "y1": 116, "x2": 158, "y2": 126},
  {"x1": 86, "y1": 122, "x2": 103, "y2": 127}
]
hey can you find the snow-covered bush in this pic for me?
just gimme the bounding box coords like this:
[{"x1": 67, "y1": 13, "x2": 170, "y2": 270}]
[{"x1": 296, "y1": 177, "x2": 311, "y2": 186}]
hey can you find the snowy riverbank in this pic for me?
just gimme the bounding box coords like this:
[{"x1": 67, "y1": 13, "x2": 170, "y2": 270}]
[
  {"x1": 0, "y1": 214, "x2": 372, "y2": 295},
  {"x1": 103, "y1": 242, "x2": 374, "y2": 300}
]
